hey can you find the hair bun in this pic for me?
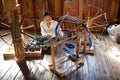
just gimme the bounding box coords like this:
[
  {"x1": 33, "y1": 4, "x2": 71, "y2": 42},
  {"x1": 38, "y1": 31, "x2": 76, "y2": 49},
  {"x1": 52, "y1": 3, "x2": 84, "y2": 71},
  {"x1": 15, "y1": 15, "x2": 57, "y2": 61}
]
[{"x1": 43, "y1": 11, "x2": 51, "y2": 18}]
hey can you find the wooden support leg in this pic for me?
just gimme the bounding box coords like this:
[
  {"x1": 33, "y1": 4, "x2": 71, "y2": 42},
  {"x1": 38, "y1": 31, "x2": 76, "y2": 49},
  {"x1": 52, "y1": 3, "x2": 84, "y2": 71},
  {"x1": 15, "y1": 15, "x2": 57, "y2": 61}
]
[
  {"x1": 83, "y1": 32, "x2": 87, "y2": 54},
  {"x1": 76, "y1": 34, "x2": 81, "y2": 57},
  {"x1": 4, "y1": 52, "x2": 44, "y2": 60},
  {"x1": 16, "y1": 60, "x2": 30, "y2": 80},
  {"x1": 50, "y1": 42, "x2": 56, "y2": 69},
  {"x1": 10, "y1": 10, "x2": 25, "y2": 60}
]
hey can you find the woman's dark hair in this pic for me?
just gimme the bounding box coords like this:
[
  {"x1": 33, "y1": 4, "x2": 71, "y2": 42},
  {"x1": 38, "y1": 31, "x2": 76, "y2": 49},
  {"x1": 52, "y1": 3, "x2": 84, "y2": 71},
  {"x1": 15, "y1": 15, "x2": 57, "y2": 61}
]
[{"x1": 43, "y1": 11, "x2": 51, "y2": 18}]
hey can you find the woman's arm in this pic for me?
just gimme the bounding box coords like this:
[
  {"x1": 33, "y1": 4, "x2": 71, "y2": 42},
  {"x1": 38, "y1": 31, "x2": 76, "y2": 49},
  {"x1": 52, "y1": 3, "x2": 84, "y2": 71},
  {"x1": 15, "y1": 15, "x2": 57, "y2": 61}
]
[{"x1": 40, "y1": 22, "x2": 47, "y2": 37}]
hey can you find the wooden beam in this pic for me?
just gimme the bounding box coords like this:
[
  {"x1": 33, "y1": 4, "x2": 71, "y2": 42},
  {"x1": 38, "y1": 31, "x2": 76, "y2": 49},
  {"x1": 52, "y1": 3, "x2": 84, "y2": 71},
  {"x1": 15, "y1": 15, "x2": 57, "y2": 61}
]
[
  {"x1": 56, "y1": 35, "x2": 78, "y2": 45},
  {"x1": 76, "y1": 34, "x2": 81, "y2": 57},
  {"x1": 83, "y1": 32, "x2": 87, "y2": 54},
  {"x1": 79, "y1": 0, "x2": 83, "y2": 19},
  {"x1": 80, "y1": 49, "x2": 94, "y2": 55},
  {"x1": 0, "y1": 22, "x2": 11, "y2": 28},
  {"x1": 21, "y1": 25, "x2": 34, "y2": 30},
  {"x1": 81, "y1": 41, "x2": 89, "y2": 45},
  {"x1": 51, "y1": 42, "x2": 56, "y2": 69},
  {"x1": 11, "y1": 10, "x2": 25, "y2": 60},
  {"x1": 25, "y1": 52, "x2": 44, "y2": 60},
  {"x1": 3, "y1": 52, "x2": 44, "y2": 60},
  {"x1": 0, "y1": 32, "x2": 11, "y2": 37},
  {"x1": 21, "y1": 31, "x2": 35, "y2": 39},
  {"x1": 3, "y1": 53, "x2": 15, "y2": 60}
]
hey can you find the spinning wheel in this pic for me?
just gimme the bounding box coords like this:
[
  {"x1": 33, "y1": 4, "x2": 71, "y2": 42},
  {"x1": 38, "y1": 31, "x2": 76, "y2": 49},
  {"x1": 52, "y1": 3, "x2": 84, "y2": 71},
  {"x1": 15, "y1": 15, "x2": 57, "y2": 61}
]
[
  {"x1": 81, "y1": 4, "x2": 108, "y2": 32},
  {"x1": 0, "y1": 13, "x2": 39, "y2": 52},
  {"x1": 49, "y1": 13, "x2": 95, "y2": 77}
]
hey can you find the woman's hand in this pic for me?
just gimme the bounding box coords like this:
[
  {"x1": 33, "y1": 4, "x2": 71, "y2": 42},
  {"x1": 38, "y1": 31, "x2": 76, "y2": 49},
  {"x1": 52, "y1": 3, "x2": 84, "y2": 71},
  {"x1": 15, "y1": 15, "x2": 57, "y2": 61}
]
[{"x1": 46, "y1": 35, "x2": 52, "y2": 40}]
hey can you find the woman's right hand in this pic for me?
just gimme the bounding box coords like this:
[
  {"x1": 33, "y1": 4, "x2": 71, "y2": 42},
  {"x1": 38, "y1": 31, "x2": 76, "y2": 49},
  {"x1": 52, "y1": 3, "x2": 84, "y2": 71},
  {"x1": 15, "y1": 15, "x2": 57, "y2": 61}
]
[{"x1": 46, "y1": 35, "x2": 52, "y2": 40}]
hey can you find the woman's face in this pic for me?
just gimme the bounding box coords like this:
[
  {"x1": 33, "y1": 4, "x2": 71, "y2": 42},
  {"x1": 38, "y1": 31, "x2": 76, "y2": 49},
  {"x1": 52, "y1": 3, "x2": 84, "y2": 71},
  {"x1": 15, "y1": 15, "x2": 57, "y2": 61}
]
[{"x1": 44, "y1": 16, "x2": 51, "y2": 24}]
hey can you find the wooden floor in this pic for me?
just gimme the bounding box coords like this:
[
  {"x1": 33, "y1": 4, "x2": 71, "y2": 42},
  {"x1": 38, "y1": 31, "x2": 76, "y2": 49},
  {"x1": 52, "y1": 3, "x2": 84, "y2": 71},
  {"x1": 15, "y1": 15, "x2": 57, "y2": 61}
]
[{"x1": 0, "y1": 29, "x2": 120, "y2": 80}]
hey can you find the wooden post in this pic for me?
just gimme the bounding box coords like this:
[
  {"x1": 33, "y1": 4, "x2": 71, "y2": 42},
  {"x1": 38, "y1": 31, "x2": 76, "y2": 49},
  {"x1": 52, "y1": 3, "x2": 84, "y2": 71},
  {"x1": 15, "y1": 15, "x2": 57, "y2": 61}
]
[
  {"x1": 16, "y1": 3, "x2": 25, "y2": 45},
  {"x1": 76, "y1": 34, "x2": 81, "y2": 57},
  {"x1": 79, "y1": 0, "x2": 83, "y2": 19},
  {"x1": 2, "y1": 0, "x2": 30, "y2": 79},
  {"x1": 2, "y1": 0, "x2": 25, "y2": 60},
  {"x1": 51, "y1": 42, "x2": 56, "y2": 69},
  {"x1": 11, "y1": 10, "x2": 25, "y2": 60},
  {"x1": 83, "y1": 31, "x2": 87, "y2": 54}
]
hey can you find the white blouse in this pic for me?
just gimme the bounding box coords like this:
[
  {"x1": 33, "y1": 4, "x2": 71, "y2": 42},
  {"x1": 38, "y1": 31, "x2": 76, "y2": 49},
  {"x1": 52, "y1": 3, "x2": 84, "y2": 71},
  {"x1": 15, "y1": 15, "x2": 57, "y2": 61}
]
[{"x1": 40, "y1": 20, "x2": 63, "y2": 38}]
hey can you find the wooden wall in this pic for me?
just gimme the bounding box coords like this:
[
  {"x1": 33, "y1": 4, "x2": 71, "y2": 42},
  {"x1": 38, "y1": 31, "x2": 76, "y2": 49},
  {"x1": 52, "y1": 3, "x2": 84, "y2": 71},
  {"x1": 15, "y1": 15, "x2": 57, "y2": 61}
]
[
  {"x1": 0, "y1": 0, "x2": 4, "y2": 17},
  {"x1": 19, "y1": 0, "x2": 45, "y2": 34},
  {"x1": 0, "y1": 0, "x2": 120, "y2": 32},
  {"x1": 118, "y1": 1, "x2": 120, "y2": 23},
  {"x1": 48, "y1": 0, "x2": 63, "y2": 19},
  {"x1": 64, "y1": 0, "x2": 120, "y2": 21}
]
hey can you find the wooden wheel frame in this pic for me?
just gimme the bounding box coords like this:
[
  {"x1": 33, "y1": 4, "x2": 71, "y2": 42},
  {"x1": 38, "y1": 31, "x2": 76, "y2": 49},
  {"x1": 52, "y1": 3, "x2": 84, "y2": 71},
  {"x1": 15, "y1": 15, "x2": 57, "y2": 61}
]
[{"x1": 81, "y1": 4, "x2": 109, "y2": 33}]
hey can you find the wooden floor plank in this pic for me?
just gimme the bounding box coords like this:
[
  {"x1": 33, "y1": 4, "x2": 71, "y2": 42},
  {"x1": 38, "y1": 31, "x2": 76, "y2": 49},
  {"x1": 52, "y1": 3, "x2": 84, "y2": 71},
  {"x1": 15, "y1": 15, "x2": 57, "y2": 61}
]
[
  {"x1": 77, "y1": 65, "x2": 83, "y2": 80},
  {"x1": 104, "y1": 38, "x2": 120, "y2": 80},
  {"x1": 103, "y1": 49, "x2": 116, "y2": 80},
  {"x1": 0, "y1": 61, "x2": 14, "y2": 79},
  {"x1": 13, "y1": 70, "x2": 23, "y2": 80},
  {"x1": 86, "y1": 55, "x2": 96, "y2": 80},
  {"x1": 96, "y1": 34, "x2": 120, "y2": 80},
  {"x1": 2, "y1": 62, "x2": 20, "y2": 80},
  {"x1": 0, "y1": 61, "x2": 16, "y2": 80},
  {"x1": 82, "y1": 56, "x2": 89, "y2": 80},
  {"x1": 94, "y1": 44, "x2": 102, "y2": 80},
  {"x1": 98, "y1": 46, "x2": 112, "y2": 80}
]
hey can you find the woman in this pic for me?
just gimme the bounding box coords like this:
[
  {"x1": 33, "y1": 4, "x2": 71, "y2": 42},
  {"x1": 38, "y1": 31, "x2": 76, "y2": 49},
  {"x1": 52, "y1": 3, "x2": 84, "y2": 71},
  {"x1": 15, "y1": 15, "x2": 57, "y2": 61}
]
[{"x1": 33, "y1": 11, "x2": 63, "y2": 46}]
